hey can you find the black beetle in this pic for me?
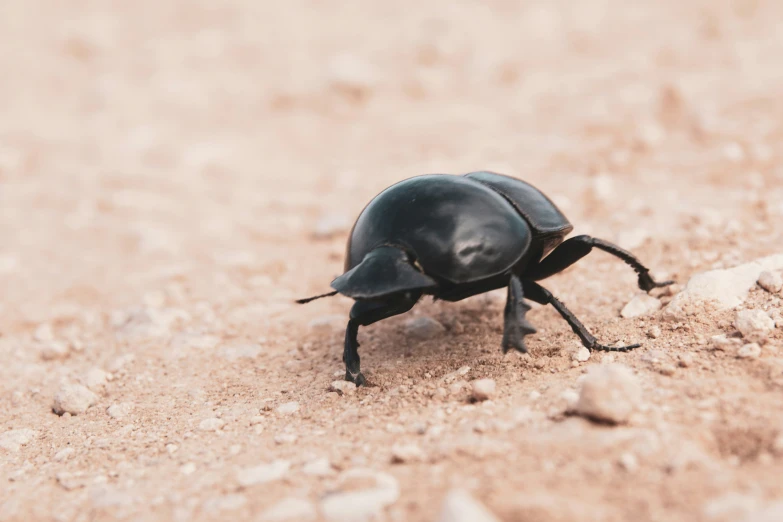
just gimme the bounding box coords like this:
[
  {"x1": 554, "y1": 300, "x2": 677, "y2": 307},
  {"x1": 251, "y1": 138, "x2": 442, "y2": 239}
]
[{"x1": 297, "y1": 171, "x2": 673, "y2": 386}]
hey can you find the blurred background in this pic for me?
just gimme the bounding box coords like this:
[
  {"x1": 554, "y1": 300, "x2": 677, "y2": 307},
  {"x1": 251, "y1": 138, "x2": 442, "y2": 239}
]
[{"x1": 2, "y1": 0, "x2": 782, "y2": 328}]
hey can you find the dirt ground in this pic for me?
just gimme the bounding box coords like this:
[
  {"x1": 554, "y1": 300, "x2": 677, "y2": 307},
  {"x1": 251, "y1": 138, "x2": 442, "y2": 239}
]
[{"x1": 2, "y1": 1, "x2": 783, "y2": 521}]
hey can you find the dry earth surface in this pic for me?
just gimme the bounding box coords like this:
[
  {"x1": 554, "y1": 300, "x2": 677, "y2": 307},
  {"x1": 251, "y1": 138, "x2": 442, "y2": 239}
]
[{"x1": 2, "y1": 1, "x2": 783, "y2": 521}]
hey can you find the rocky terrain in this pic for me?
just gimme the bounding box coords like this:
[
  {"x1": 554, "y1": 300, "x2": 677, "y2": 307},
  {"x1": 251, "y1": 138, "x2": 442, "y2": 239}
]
[{"x1": 2, "y1": 1, "x2": 783, "y2": 521}]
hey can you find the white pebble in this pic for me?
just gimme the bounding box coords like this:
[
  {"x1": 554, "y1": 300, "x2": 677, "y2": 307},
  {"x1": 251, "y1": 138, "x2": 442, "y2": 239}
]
[
  {"x1": 404, "y1": 316, "x2": 446, "y2": 340},
  {"x1": 180, "y1": 463, "x2": 197, "y2": 475},
  {"x1": 758, "y1": 271, "x2": 783, "y2": 293},
  {"x1": 83, "y1": 368, "x2": 110, "y2": 393},
  {"x1": 199, "y1": 418, "x2": 225, "y2": 431},
  {"x1": 0, "y1": 429, "x2": 37, "y2": 452},
  {"x1": 53, "y1": 384, "x2": 98, "y2": 415},
  {"x1": 390, "y1": 444, "x2": 424, "y2": 463},
  {"x1": 259, "y1": 497, "x2": 317, "y2": 521},
  {"x1": 53, "y1": 447, "x2": 75, "y2": 462},
  {"x1": 34, "y1": 323, "x2": 54, "y2": 342},
  {"x1": 574, "y1": 364, "x2": 642, "y2": 424},
  {"x1": 320, "y1": 468, "x2": 400, "y2": 522},
  {"x1": 470, "y1": 379, "x2": 496, "y2": 401},
  {"x1": 647, "y1": 326, "x2": 662, "y2": 339},
  {"x1": 621, "y1": 294, "x2": 662, "y2": 318},
  {"x1": 737, "y1": 343, "x2": 762, "y2": 359},
  {"x1": 735, "y1": 309, "x2": 775, "y2": 339},
  {"x1": 312, "y1": 214, "x2": 351, "y2": 239},
  {"x1": 236, "y1": 460, "x2": 290, "y2": 487},
  {"x1": 276, "y1": 401, "x2": 300, "y2": 415},
  {"x1": 40, "y1": 342, "x2": 69, "y2": 361},
  {"x1": 302, "y1": 458, "x2": 334, "y2": 476},
  {"x1": 618, "y1": 453, "x2": 639, "y2": 473},
  {"x1": 329, "y1": 381, "x2": 357, "y2": 396},
  {"x1": 435, "y1": 489, "x2": 501, "y2": 522},
  {"x1": 666, "y1": 254, "x2": 783, "y2": 314},
  {"x1": 106, "y1": 402, "x2": 133, "y2": 420},
  {"x1": 570, "y1": 346, "x2": 591, "y2": 362}
]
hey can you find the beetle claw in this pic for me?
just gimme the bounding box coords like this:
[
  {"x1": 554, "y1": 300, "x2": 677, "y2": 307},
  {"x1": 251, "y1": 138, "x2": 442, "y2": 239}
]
[{"x1": 638, "y1": 272, "x2": 675, "y2": 293}]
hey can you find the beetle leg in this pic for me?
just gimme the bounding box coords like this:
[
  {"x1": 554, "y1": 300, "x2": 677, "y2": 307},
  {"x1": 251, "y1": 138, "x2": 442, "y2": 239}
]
[
  {"x1": 525, "y1": 235, "x2": 673, "y2": 292},
  {"x1": 522, "y1": 280, "x2": 642, "y2": 352},
  {"x1": 501, "y1": 275, "x2": 537, "y2": 354},
  {"x1": 343, "y1": 291, "x2": 423, "y2": 386}
]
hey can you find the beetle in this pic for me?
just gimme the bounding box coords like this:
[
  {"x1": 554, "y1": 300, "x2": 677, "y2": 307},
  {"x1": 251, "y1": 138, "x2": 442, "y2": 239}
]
[{"x1": 297, "y1": 171, "x2": 673, "y2": 386}]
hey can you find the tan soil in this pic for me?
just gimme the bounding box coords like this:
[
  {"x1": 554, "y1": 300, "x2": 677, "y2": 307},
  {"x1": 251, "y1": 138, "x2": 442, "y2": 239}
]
[{"x1": 2, "y1": 1, "x2": 783, "y2": 521}]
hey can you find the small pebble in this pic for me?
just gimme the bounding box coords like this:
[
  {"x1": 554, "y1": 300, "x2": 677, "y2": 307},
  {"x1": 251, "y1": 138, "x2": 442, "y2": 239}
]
[
  {"x1": 106, "y1": 402, "x2": 133, "y2": 420},
  {"x1": 83, "y1": 368, "x2": 110, "y2": 393},
  {"x1": 435, "y1": 489, "x2": 501, "y2": 522},
  {"x1": 0, "y1": 429, "x2": 37, "y2": 452},
  {"x1": 758, "y1": 271, "x2": 783, "y2": 293},
  {"x1": 236, "y1": 460, "x2": 290, "y2": 487},
  {"x1": 470, "y1": 379, "x2": 496, "y2": 402},
  {"x1": 53, "y1": 447, "x2": 75, "y2": 462},
  {"x1": 621, "y1": 294, "x2": 662, "y2": 318},
  {"x1": 34, "y1": 323, "x2": 55, "y2": 342},
  {"x1": 574, "y1": 363, "x2": 642, "y2": 424},
  {"x1": 678, "y1": 353, "x2": 694, "y2": 367},
  {"x1": 528, "y1": 391, "x2": 541, "y2": 401},
  {"x1": 274, "y1": 433, "x2": 298, "y2": 445},
  {"x1": 277, "y1": 401, "x2": 300, "y2": 415},
  {"x1": 180, "y1": 463, "x2": 197, "y2": 475},
  {"x1": 319, "y1": 468, "x2": 400, "y2": 522},
  {"x1": 259, "y1": 497, "x2": 317, "y2": 521},
  {"x1": 312, "y1": 214, "x2": 351, "y2": 239},
  {"x1": 404, "y1": 316, "x2": 446, "y2": 340},
  {"x1": 737, "y1": 343, "x2": 762, "y2": 359},
  {"x1": 302, "y1": 458, "x2": 334, "y2": 476},
  {"x1": 40, "y1": 342, "x2": 69, "y2": 361},
  {"x1": 618, "y1": 453, "x2": 639, "y2": 473},
  {"x1": 329, "y1": 381, "x2": 357, "y2": 396},
  {"x1": 657, "y1": 363, "x2": 677, "y2": 376},
  {"x1": 390, "y1": 444, "x2": 424, "y2": 464},
  {"x1": 199, "y1": 418, "x2": 225, "y2": 431},
  {"x1": 735, "y1": 309, "x2": 775, "y2": 339},
  {"x1": 53, "y1": 384, "x2": 98, "y2": 415},
  {"x1": 647, "y1": 326, "x2": 662, "y2": 339},
  {"x1": 571, "y1": 346, "x2": 591, "y2": 362}
]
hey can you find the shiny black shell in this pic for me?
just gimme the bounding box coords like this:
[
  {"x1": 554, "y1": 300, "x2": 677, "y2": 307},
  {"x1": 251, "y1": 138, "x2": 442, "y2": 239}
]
[
  {"x1": 344, "y1": 173, "x2": 569, "y2": 285},
  {"x1": 464, "y1": 171, "x2": 573, "y2": 255}
]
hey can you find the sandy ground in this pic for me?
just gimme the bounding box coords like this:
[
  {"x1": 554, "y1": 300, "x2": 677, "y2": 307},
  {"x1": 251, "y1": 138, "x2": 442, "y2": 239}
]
[{"x1": 2, "y1": 1, "x2": 783, "y2": 521}]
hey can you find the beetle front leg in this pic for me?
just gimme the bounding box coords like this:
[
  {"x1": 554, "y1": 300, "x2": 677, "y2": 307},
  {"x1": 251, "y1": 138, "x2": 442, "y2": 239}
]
[{"x1": 343, "y1": 291, "x2": 423, "y2": 386}]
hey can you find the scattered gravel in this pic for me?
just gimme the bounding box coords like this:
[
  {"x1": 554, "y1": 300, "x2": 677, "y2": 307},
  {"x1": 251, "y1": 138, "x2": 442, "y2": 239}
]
[
  {"x1": 404, "y1": 316, "x2": 446, "y2": 340},
  {"x1": 52, "y1": 384, "x2": 98, "y2": 415},
  {"x1": 198, "y1": 418, "x2": 225, "y2": 431},
  {"x1": 470, "y1": 379, "x2": 496, "y2": 402},
  {"x1": 574, "y1": 364, "x2": 642, "y2": 424},
  {"x1": 391, "y1": 443, "x2": 424, "y2": 463},
  {"x1": 236, "y1": 460, "x2": 290, "y2": 487},
  {"x1": 621, "y1": 294, "x2": 662, "y2": 318},
  {"x1": 435, "y1": 489, "x2": 501, "y2": 522},
  {"x1": 758, "y1": 271, "x2": 783, "y2": 293},
  {"x1": 0, "y1": 429, "x2": 37, "y2": 452},
  {"x1": 259, "y1": 497, "x2": 317, "y2": 521},
  {"x1": 276, "y1": 401, "x2": 300, "y2": 415},
  {"x1": 735, "y1": 309, "x2": 775, "y2": 339},
  {"x1": 320, "y1": 468, "x2": 400, "y2": 522}
]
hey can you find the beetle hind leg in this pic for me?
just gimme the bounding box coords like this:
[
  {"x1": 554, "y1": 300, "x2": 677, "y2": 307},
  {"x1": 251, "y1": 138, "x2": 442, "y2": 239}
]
[
  {"x1": 522, "y1": 280, "x2": 641, "y2": 352},
  {"x1": 501, "y1": 275, "x2": 537, "y2": 354},
  {"x1": 343, "y1": 291, "x2": 423, "y2": 386}
]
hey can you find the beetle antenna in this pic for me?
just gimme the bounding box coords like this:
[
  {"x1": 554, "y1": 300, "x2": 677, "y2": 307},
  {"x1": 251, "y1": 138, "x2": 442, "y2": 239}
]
[{"x1": 295, "y1": 290, "x2": 339, "y2": 304}]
